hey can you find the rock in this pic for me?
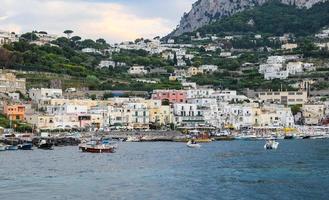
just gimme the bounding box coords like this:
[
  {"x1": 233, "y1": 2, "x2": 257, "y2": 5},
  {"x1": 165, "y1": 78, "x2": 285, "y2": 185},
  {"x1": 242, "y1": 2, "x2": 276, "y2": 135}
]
[{"x1": 170, "y1": 0, "x2": 328, "y2": 36}]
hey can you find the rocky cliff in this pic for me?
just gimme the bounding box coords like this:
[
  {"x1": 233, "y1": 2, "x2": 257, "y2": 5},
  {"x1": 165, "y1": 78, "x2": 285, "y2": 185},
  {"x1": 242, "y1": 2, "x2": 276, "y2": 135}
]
[{"x1": 171, "y1": 0, "x2": 328, "y2": 36}]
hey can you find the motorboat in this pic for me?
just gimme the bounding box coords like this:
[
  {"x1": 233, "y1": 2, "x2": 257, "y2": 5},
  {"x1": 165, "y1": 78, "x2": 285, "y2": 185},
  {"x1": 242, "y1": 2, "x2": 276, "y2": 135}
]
[
  {"x1": 38, "y1": 139, "x2": 54, "y2": 150},
  {"x1": 18, "y1": 143, "x2": 33, "y2": 150},
  {"x1": 186, "y1": 140, "x2": 201, "y2": 148},
  {"x1": 79, "y1": 139, "x2": 118, "y2": 153},
  {"x1": 264, "y1": 140, "x2": 279, "y2": 150}
]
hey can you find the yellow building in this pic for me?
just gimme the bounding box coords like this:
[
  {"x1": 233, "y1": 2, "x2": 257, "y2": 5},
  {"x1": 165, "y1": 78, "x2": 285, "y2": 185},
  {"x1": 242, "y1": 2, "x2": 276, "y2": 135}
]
[
  {"x1": 187, "y1": 67, "x2": 203, "y2": 76},
  {"x1": 149, "y1": 105, "x2": 173, "y2": 125},
  {"x1": 257, "y1": 90, "x2": 308, "y2": 105}
]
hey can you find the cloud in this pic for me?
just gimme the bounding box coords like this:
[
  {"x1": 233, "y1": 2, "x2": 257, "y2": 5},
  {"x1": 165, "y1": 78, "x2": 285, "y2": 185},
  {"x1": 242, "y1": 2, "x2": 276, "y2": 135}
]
[
  {"x1": 0, "y1": 16, "x2": 8, "y2": 21},
  {"x1": 0, "y1": 0, "x2": 195, "y2": 42}
]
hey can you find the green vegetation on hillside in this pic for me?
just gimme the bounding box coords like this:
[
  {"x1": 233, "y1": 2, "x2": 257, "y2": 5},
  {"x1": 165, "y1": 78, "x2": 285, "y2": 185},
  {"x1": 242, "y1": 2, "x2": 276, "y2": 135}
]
[{"x1": 176, "y1": 1, "x2": 329, "y2": 41}]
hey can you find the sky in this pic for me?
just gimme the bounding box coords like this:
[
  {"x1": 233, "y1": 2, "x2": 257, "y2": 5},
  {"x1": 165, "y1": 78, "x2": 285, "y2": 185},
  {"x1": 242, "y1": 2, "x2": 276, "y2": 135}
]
[{"x1": 0, "y1": 0, "x2": 195, "y2": 43}]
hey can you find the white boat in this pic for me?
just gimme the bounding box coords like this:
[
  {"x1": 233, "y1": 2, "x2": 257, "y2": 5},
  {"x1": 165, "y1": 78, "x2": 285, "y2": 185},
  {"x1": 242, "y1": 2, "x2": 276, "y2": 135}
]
[
  {"x1": 264, "y1": 140, "x2": 279, "y2": 150},
  {"x1": 186, "y1": 140, "x2": 201, "y2": 148},
  {"x1": 126, "y1": 136, "x2": 141, "y2": 142}
]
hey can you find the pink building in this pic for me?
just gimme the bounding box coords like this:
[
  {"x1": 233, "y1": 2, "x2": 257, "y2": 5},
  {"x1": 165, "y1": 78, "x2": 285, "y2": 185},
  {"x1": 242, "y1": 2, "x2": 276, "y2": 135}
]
[{"x1": 151, "y1": 90, "x2": 187, "y2": 104}]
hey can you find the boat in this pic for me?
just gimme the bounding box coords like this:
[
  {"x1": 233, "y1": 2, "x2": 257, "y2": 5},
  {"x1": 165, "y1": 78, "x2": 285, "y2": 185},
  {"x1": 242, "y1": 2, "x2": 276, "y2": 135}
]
[
  {"x1": 186, "y1": 140, "x2": 201, "y2": 148},
  {"x1": 126, "y1": 136, "x2": 141, "y2": 142},
  {"x1": 18, "y1": 143, "x2": 33, "y2": 150},
  {"x1": 264, "y1": 140, "x2": 279, "y2": 150},
  {"x1": 79, "y1": 140, "x2": 117, "y2": 153},
  {"x1": 212, "y1": 135, "x2": 235, "y2": 141},
  {"x1": 284, "y1": 135, "x2": 294, "y2": 139},
  {"x1": 38, "y1": 139, "x2": 54, "y2": 150},
  {"x1": 235, "y1": 134, "x2": 258, "y2": 141},
  {"x1": 6, "y1": 145, "x2": 18, "y2": 151},
  {"x1": 0, "y1": 143, "x2": 6, "y2": 151}
]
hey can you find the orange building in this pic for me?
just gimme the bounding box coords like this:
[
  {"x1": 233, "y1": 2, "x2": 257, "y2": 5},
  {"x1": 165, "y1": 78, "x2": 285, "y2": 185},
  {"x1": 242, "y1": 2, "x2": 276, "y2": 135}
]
[{"x1": 3, "y1": 104, "x2": 26, "y2": 121}]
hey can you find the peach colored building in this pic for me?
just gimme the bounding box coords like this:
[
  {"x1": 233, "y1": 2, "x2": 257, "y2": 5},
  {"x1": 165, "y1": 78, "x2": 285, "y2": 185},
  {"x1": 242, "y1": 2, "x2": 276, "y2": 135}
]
[
  {"x1": 3, "y1": 104, "x2": 26, "y2": 121},
  {"x1": 151, "y1": 90, "x2": 187, "y2": 104}
]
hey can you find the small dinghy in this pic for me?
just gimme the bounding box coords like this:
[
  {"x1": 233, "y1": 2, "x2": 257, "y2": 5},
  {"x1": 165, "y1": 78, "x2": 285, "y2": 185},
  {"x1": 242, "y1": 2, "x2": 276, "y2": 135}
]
[
  {"x1": 264, "y1": 140, "x2": 279, "y2": 150},
  {"x1": 186, "y1": 140, "x2": 201, "y2": 148}
]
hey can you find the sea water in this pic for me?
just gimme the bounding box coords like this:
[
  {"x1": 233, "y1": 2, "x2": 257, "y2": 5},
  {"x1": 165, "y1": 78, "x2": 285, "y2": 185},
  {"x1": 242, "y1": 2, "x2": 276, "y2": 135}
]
[{"x1": 0, "y1": 140, "x2": 328, "y2": 200}]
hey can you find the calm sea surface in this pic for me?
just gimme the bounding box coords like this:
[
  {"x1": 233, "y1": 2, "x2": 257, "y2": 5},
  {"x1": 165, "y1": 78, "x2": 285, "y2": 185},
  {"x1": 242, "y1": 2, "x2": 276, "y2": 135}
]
[{"x1": 1, "y1": 140, "x2": 329, "y2": 200}]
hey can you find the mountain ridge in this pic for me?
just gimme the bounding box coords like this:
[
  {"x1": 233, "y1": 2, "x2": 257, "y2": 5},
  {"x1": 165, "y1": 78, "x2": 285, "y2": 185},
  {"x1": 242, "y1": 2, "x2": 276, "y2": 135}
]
[{"x1": 170, "y1": 0, "x2": 328, "y2": 37}]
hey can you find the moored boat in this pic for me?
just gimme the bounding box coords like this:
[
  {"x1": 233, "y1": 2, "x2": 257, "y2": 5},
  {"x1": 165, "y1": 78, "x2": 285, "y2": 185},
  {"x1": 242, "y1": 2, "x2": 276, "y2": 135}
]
[
  {"x1": 82, "y1": 144, "x2": 116, "y2": 153},
  {"x1": 0, "y1": 144, "x2": 6, "y2": 151},
  {"x1": 38, "y1": 139, "x2": 54, "y2": 150},
  {"x1": 18, "y1": 143, "x2": 33, "y2": 150},
  {"x1": 6, "y1": 145, "x2": 19, "y2": 151},
  {"x1": 186, "y1": 140, "x2": 201, "y2": 148},
  {"x1": 212, "y1": 135, "x2": 235, "y2": 141},
  {"x1": 126, "y1": 136, "x2": 141, "y2": 142},
  {"x1": 79, "y1": 139, "x2": 118, "y2": 153},
  {"x1": 264, "y1": 140, "x2": 279, "y2": 150},
  {"x1": 284, "y1": 135, "x2": 294, "y2": 139}
]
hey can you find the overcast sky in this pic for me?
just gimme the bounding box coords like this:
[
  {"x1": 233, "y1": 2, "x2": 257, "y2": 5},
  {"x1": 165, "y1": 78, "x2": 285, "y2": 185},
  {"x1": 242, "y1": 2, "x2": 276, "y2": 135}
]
[{"x1": 0, "y1": 0, "x2": 195, "y2": 43}]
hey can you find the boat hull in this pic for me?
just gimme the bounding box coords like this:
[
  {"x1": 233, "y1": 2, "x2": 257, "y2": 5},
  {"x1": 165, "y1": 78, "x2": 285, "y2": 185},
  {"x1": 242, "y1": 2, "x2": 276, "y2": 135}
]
[
  {"x1": 81, "y1": 147, "x2": 115, "y2": 153},
  {"x1": 18, "y1": 143, "x2": 33, "y2": 150},
  {"x1": 38, "y1": 144, "x2": 53, "y2": 150}
]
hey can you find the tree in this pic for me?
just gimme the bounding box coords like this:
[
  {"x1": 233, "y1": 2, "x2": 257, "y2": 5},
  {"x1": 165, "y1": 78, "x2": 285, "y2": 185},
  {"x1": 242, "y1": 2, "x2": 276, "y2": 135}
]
[
  {"x1": 173, "y1": 53, "x2": 178, "y2": 66},
  {"x1": 162, "y1": 99, "x2": 170, "y2": 106},
  {"x1": 71, "y1": 36, "x2": 81, "y2": 42},
  {"x1": 103, "y1": 92, "x2": 114, "y2": 99},
  {"x1": 64, "y1": 30, "x2": 74, "y2": 39},
  {"x1": 20, "y1": 32, "x2": 38, "y2": 41},
  {"x1": 96, "y1": 38, "x2": 107, "y2": 45}
]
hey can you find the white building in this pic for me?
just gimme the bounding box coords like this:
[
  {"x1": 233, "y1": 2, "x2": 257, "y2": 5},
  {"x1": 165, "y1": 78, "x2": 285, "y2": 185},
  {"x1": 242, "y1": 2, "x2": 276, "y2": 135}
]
[
  {"x1": 186, "y1": 89, "x2": 215, "y2": 99},
  {"x1": 124, "y1": 102, "x2": 150, "y2": 129},
  {"x1": 46, "y1": 104, "x2": 88, "y2": 115},
  {"x1": 0, "y1": 30, "x2": 18, "y2": 46},
  {"x1": 82, "y1": 48, "x2": 101, "y2": 54},
  {"x1": 28, "y1": 88, "x2": 63, "y2": 103},
  {"x1": 173, "y1": 103, "x2": 204, "y2": 128},
  {"x1": 211, "y1": 90, "x2": 248, "y2": 102},
  {"x1": 97, "y1": 60, "x2": 116, "y2": 69},
  {"x1": 199, "y1": 65, "x2": 218, "y2": 74},
  {"x1": 128, "y1": 66, "x2": 148, "y2": 75}
]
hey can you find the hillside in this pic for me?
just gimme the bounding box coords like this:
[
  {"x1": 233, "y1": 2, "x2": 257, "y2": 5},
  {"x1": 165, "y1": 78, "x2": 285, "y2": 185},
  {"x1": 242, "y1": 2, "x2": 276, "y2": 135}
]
[
  {"x1": 170, "y1": 0, "x2": 328, "y2": 37},
  {"x1": 171, "y1": 1, "x2": 329, "y2": 42},
  {"x1": 0, "y1": 35, "x2": 180, "y2": 92}
]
